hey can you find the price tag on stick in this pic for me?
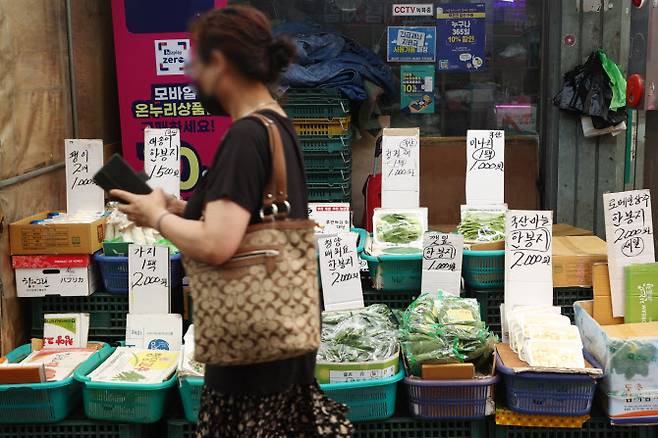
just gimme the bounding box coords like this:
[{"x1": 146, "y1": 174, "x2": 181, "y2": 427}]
[
  {"x1": 421, "y1": 232, "x2": 463, "y2": 296},
  {"x1": 504, "y1": 210, "x2": 553, "y2": 317},
  {"x1": 466, "y1": 130, "x2": 505, "y2": 206},
  {"x1": 128, "y1": 244, "x2": 170, "y2": 314},
  {"x1": 65, "y1": 139, "x2": 104, "y2": 213},
  {"x1": 603, "y1": 189, "x2": 655, "y2": 317},
  {"x1": 144, "y1": 128, "x2": 181, "y2": 197},
  {"x1": 318, "y1": 233, "x2": 364, "y2": 311}
]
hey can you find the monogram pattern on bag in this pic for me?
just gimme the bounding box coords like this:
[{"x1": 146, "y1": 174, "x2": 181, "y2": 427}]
[{"x1": 184, "y1": 224, "x2": 321, "y2": 365}]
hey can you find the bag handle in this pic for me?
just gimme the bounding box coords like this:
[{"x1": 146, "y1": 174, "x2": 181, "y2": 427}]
[{"x1": 251, "y1": 113, "x2": 289, "y2": 220}]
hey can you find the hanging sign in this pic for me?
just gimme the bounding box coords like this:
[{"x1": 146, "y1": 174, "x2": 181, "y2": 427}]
[
  {"x1": 401, "y1": 65, "x2": 435, "y2": 114},
  {"x1": 318, "y1": 233, "x2": 364, "y2": 311},
  {"x1": 381, "y1": 128, "x2": 420, "y2": 208},
  {"x1": 421, "y1": 232, "x2": 463, "y2": 296},
  {"x1": 387, "y1": 26, "x2": 437, "y2": 63},
  {"x1": 436, "y1": 3, "x2": 486, "y2": 72},
  {"x1": 505, "y1": 210, "x2": 553, "y2": 315},
  {"x1": 466, "y1": 130, "x2": 505, "y2": 206},
  {"x1": 392, "y1": 4, "x2": 434, "y2": 17},
  {"x1": 308, "y1": 203, "x2": 351, "y2": 232},
  {"x1": 128, "y1": 244, "x2": 170, "y2": 314},
  {"x1": 65, "y1": 139, "x2": 105, "y2": 213},
  {"x1": 144, "y1": 128, "x2": 181, "y2": 197},
  {"x1": 603, "y1": 190, "x2": 655, "y2": 317}
]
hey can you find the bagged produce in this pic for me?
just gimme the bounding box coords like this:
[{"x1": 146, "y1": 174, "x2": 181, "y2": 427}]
[
  {"x1": 458, "y1": 209, "x2": 505, "y2": 243},
  {"x1": 399, "y1": 293, "x2": 497, "y2": 376}
]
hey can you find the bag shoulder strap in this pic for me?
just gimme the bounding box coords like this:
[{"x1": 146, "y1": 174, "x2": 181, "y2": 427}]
[{"x1": 251, "y1": 113, "x2": 289, "y2": 220}]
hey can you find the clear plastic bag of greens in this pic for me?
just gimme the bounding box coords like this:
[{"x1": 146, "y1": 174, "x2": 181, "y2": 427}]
[{"x1": 458, "y1": 206, "x2": 506, "y2": 243}]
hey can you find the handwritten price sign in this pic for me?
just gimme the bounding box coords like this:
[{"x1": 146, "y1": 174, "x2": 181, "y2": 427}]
[
  {"x1": 505, "y1": 210, "x2": 553, "y2": 314},
  {"x1": 421, "y1": 232, "x2": 463, "y2": 296},
  {"x1": 466, "y1": 130, "x2": 504, "y2": 205},
  {"x1": 604, "y1": 190, "x2": 655, "y2": 317},
  {"x1": 318, "y1": 233, "x2": 364, "y2": 311},
  {"x1": 128, "y1": 244, "x2": 170, "y2": 314},
  {"x1": 144, "y1": 128, "x2": 181, "y2": 197},
  {"x1": 65, "y1": 139, "x2": 104, "y2": 213},
  {"x1": 382, "y1": 128, "x2": 420, "y2": 208}
]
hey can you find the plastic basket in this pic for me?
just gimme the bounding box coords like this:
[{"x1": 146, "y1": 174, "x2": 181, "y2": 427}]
[
  {"x1": 308, "y1": 182, "x2": 351, "y2": 202},
  {"x1": 31, "y1": 292, "x2": 128, "y2": 341},
  {"x1": 300, "y1": 134, "x2": 351, "y2": 154},
  {"x1": 354, "y1": 417, "x2": 488, "y2": 438},
  {"x1": 74, "y1": 347, "x2": 177, "y2": 423},
  {"x1": 294, "y1": 117, "x2": 351, "y2": 137},
  {"x1": 0, "y1": 414, "x2": 144, "y2": 438},
  {"x1": 496, "y1": 351, "x2": 602, "y2": 416},
  {"x1": 320, "y1": 367, "x2": 405, "y2": 422},
  {"x1": 404, "y1": 374, "x2": 499, "y2": 420},
  {"x1": 462, "y1": 249, "x2": 505, "y2": 290},
  {"x1": 94, "y1": 251, "x2": 183, "y2": 294},
  {"x1": 167, "y1": 419, "x2": 196, "y2": 438},
  {"x1": 0, "y1": 343, "x2": 107, "y2": 424},
  {"x1": 178, "y1": 376, "x2": 203, "y2": 423},
  {"x1": 306, "y1": 169, "x2": 351, "y2": 185},
  {"x1": 361, "y1": 252, "x2": 422, "y2": 292},
  {"x1": 316, "y1": 352, "x2": 400, "y2": 384},
  {"x1": 554, "y1": 287, "x2": 593, "y2": 321},
  {"x1": 283, "y1": 98, "x2": 349, "y2": 119},
  {"x1": 303, "y1": 151, "x2": 352, "y2": 172},
  {"x1": 363, "y1": 288, "x2": 418, "y2": 309}
]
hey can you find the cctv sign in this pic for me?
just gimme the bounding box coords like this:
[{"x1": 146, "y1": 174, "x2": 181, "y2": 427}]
[{"x1": 392, "y1": 4, "x2": 434, "y2": 16}]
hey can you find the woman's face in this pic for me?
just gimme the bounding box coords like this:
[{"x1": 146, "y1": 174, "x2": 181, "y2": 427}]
[{"x1": 188, "y1": 52, "x2": 223, "y2": 98}]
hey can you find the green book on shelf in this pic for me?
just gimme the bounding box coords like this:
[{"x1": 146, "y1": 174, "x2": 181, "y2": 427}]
[{"x1": 625, "y1": 262, "x2": 658, "y2": 323}]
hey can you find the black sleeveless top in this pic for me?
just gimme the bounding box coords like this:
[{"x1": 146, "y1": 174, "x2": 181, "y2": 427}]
[{"x1": 184, "y1": 110, "x2": 316, "y2": 395}]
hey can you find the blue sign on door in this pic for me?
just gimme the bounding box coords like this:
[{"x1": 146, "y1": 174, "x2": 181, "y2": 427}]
[
  {"x1": 436, "y1": 3, "x2": 486, "y2": 72},
  {"x1": 387, "y1": 26, "x2": 437, "y2": 63}
]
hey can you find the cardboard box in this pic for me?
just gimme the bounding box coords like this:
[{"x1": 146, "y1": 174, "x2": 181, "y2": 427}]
[
  {"x1": 12, "y1": 255, "x2": 97, "y2": 297},
  {"x1": 496, "y1": 343, "x2": 601, "y2": 376},
  {"x1": 9, "y1": 212, "x2": 106, "y2": 255},
  {"x1": 495, "y1": 406, "x2": 589, "y2": 428},
  {"x1": 553, "y1": 224, "x2": 594, "y2": 237},
  {"x1": 421, "y1": 363, "x2": 474, "y2": 380},
  {"x1": 592, "y1": 263, "x2": 624, "y2": 325},
  {"x1": 624, "y1": 262, "x2": 658, "y2": 324},
  {"x1": 552, "y1": 236, "x2": 608, "y2": 287},
  {"x1": 575, "y1": 300, "x2": 658, "y2": 424}
]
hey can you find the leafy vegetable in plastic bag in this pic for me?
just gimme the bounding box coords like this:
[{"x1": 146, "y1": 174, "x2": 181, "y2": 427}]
[
  {"x1": 399, "y1": 294, "x2": 497, "y2": 376},
  {"x1": 376, "y1": 213, "x2": 422, "y2": 245},
  {"x1": 318, "y1": 304, "x2": 399, "y2": 363},
  {"x1": 458, "y1": 211, "x2": 505, "y2": 242}
]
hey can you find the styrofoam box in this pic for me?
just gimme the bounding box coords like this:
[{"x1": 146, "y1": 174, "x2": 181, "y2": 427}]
[{"x1": 12, "y1": 254, "x2": 97, "y2": 297}]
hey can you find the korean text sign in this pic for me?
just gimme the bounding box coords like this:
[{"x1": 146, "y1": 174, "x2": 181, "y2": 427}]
[
  {"x1": 466, "y1": 130, "x2": 505, "y2": 206},
  {"x1": 111, "y1": 0, "x2": 230, "y2": 198},
  {"x1": 421, "y1": 232, "x2": 463, "y2": 296},
  {"x1": 128, "y1": 244, "x2": 170, "y2": 314},
  {"x1": 318, "y1": 233, "x2": 364, "y2": 311},
  {"x1": 65, "y1": 139, "x2": 105, "y2": 213},
  {"x1": 505, "y1": 210, "x2": 553, "y2": 314},
  {"x1": 387, "y1": 26, "x2": 437, "y2": 62},
  {"x1": 401, "y1": 65, "x2": 435, "y2": 114},
  {"x1": 436, "y1": 3, "x2": 486, "y2": 72},
  {"x1": 603, "y1": 190, "x2": 655, "y2": 317},
  {"x1": 144, "y1": 128, "x2": 181, "y2": 197}
]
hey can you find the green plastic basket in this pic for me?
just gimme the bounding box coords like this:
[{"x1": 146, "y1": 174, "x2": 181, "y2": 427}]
[
  {"x1": 303, "y1": 151, "x2": 352, "y2": 172},
  {"x1": 320, "y1": 366, "x2": 405, "y2": 422},
  {"x1": 74, "y1": 347, "x2": 177, "y2": 424},
  {"x1": 178, "y1": 376, "x2": 203, "y2": 423},
  {"x1": 31, "y1": 293, "x2": 128, "y2": 341},
  {"x1": 283, "y1": 98, "x2": 349, "y2": 119},
  {"x1": 0, "y1": 413, "x2": 144, "y2": 438},
  {"x1": 167, "y1": 419, "x2": 196, "y2": 438},
  {"x1": 294, "y1": 117, "x2": 351, "y2": 137},
  {"x1": 354, "y1": 418, "x2": 488, "y2": 438},
  {"x1": 300, "y1": 134, "x2": 352, "y2": 154},
  {"x1": 361, "y1": 252, "x2": 422, "y2": 292},
  {"x1": 307, "y1": 169, "x2": 351, "y2": 185},
  {"x1": 308, "y1": 182, "x2": 351, "y2": 202},
  {"x1": 0, "y1": 343, "x2": 107, "y2": 424},
  {"x1": 462, "y1": 249, "x2": 505, "y2": 290}
]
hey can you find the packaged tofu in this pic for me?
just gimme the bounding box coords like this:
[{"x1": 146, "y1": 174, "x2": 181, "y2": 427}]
[
  {"x1": 518, "y1": 324, "x2": 582, "y2": 362},
  {"x1": 525, "y1": 340, "x2": 585, "y2": 369},
  {"x1": 507, "y1": 308, "x2": 567, "y2": 352}
]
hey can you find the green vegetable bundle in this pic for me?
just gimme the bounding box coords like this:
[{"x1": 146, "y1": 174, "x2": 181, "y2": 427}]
[
  {"x1": 458, "y1": 211, "x2": 505, "y2": 242},
  {"x1": 376, "y1": 213, "x2": 423, "y2": 245},
  {"x1": 318, "y1": 304, "x2": 399, "y2": 363},
  {"x1": 399, "y1": 293, "x2": 497, "y2": 376}
]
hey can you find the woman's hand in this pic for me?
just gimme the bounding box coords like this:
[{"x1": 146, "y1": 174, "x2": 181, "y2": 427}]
[
  {"x1": 110, "y1": 188, "x2": 168, "y2": 229},
  {"x1": 166, "y1": 195, "x2": 188, "y2": 216}
]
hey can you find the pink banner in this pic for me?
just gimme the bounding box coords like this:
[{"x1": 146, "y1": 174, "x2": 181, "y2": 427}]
[{"x1": 111, "y1": 0, "x2": 229, "y2": 197}]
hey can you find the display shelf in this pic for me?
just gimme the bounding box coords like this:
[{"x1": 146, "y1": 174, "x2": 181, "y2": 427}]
[
  {"x1": 354, "y1": 417, "x2": 488, "y2": 437},
  {"x1": 362, "y1": 288, "x2": 418, "y2": 309},
  {"x1": 492, "y1": 414, "x2": 655, "y2": 438},
  {"x1": 0, "y1": 413, "x2": 144, "y2": 438}
]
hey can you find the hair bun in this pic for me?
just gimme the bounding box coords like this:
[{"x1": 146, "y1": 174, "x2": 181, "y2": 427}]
[{"x1": 267, "y1": 35, "x2": 296, "y2": 81}]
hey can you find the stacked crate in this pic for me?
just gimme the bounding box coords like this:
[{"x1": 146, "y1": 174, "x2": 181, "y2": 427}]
[{"x1": 281, "y1": 89, "x2": 352, "y2": 203}]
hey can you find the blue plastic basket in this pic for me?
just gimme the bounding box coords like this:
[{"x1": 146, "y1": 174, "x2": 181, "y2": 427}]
[
  {"x1": 360, "y1": 252, "x2": 422, "y2": 292},
  {"x1": 0, "y1": 343, "x2": 107, "y2": 424},
  {"x1": 74, "y1": 347, "x2": 177, "y2": 423},
  {"x1": 404, "y1": 374, "x2": 499, "y2": 420},
  {"x1": 94, "y1": 251, "x2": 183, "y2": 294},
  {"x1": 462, "y1": 249, "x2": 504, "y2": 290},
  {"x1": 320, "y1": 367, "x2": 405, "y2": 422},
  {"x1": 178, "y1": 376, "x2": 203, "y2": 423},
  {"x1": 496, "y1": 350, "x2": 602, "y2": 416}
]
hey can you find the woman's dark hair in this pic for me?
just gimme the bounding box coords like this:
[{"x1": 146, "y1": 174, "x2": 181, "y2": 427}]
[{"x1": 191, "y1": 5, "x2": 295, "y2": 84}]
